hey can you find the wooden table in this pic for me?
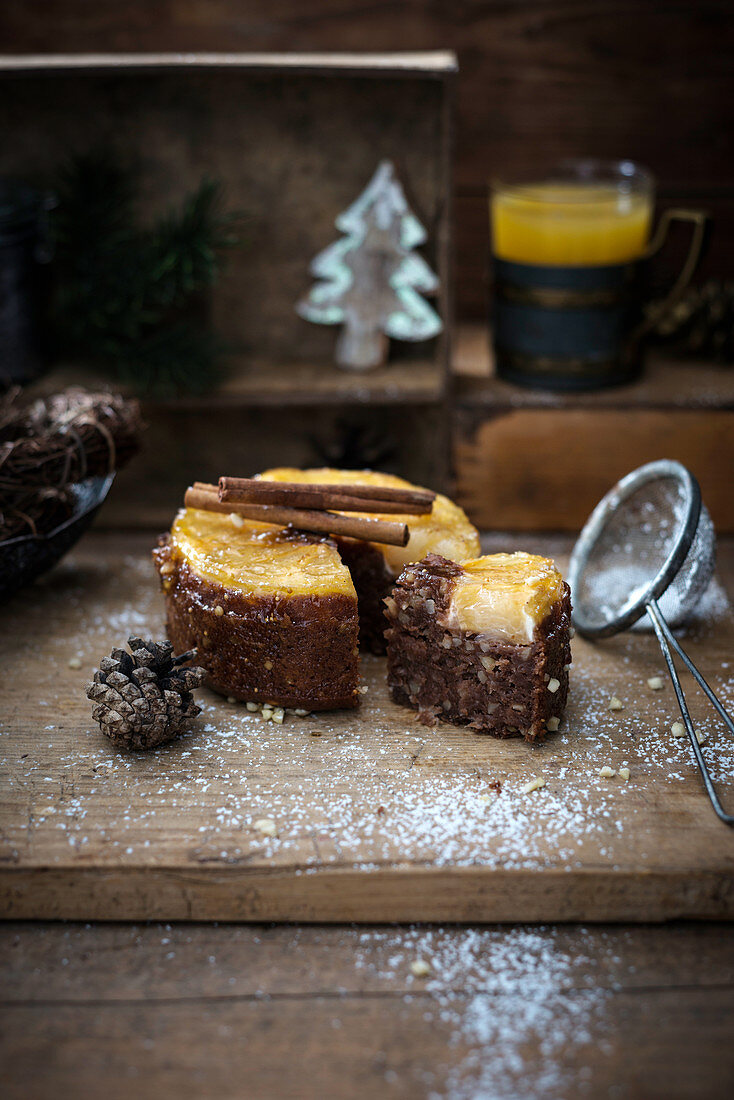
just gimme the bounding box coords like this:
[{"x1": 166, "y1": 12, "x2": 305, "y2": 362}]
[{"x1": 2, "y1": 531, "x2": 734, "y2": 1098}]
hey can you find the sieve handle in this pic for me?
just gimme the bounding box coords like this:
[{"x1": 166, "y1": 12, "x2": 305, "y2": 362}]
[{"x1": 647, "y1": 598, "x2": 734, "y2": 826}]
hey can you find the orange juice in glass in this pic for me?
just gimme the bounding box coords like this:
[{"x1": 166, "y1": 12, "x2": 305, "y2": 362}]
[
  {"x1": 489, "y1": 160, "x2": 704, "y2": 390},
  {"x1": 492, "y1": 179, "x2": 653, "y2": 268}
]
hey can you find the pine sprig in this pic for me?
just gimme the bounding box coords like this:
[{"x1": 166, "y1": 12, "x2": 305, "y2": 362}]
[{"x1": 49, "y1": 150, "x2": 243, "y2": 396}]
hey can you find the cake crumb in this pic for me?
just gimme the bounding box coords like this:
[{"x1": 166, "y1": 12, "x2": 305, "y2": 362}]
[
  {"x1": 599, "y1": 766, "x2": 616, "y2": 778},
  {"x1": 608, "y1": 696, "x2": 624, "y2": 711},
  {"x1": 230, "y1": 513, "x2": 245, "y2": 528},
  {"x1": 293, "y1": 708, "x2": 310, "y2": 717},
  {"x1": 226, "y1": 696, "x2": 237, "y2": 704},
  {"x1": 67, "y1": 657, "x2": 82, "y2": 670},
  {"x1": 547, "y1": 678, "x2": 560, "y2": 694},
  {"x1": 253, "y1": 818, "x2": 277, "y2": 837},
  {"x1": 246, "y1": 702, "x2": 260, "y2": 712},
  {"x1": 309, "y1": 729, "x2": 324, "y2": 737},
  {"x1": 647, "y1": 676, "x2": 664, "y2": 691},
  {"x1": 618, "y1": 767, "x2": 630, "y2": 781},
  {"x1": 410, "y1": 959, "x2": 432, "y2": 978},
  {"x1": 521, "y1": 778, "x2": 545, "y2": 794}
]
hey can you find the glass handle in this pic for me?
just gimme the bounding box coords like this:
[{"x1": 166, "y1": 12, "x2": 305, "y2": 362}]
[{"x1": 632, "y1": 208, "x2": 710, "y2": 341}]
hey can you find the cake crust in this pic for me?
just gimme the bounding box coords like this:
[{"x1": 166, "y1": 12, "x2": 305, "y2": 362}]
[
  {"x1": 153, "y1": 528, "x2": 359, "y2": 711},
  {"x1": 385, "y1": 553, "x2": 571, "y2": 741}
]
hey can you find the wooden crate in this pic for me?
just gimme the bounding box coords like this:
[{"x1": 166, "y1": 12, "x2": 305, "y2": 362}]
[
  {"x1": 2, "y1": 52, "x2": 456, "y2": 510},
  {"x1": 453, "y1": 325, "x2": 734, "y2": 532}
]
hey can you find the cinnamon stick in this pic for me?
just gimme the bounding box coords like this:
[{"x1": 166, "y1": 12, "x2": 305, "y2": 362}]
[
  {"x1": 185, "y1": 483, "x2": 409, "y2": 546},
  {"x1": 218, "y1": 477, "x2": 435, "y2": 515}
]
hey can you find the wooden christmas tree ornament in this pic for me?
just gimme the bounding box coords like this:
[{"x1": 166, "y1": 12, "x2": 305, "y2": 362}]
[{"x1": 297, "y1": 160, "x2": 442, "y2": 371}]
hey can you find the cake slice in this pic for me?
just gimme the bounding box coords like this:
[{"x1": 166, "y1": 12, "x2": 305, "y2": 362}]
[
  {"x1": 153, "y1": 508, "x2": 359, "y2": 710},
  {"x1": 259, "y1": 468, "x2": 480, "y2": 652},
  {"x1": 385, "y1": 552, "x2": 572, "y2": 740}
]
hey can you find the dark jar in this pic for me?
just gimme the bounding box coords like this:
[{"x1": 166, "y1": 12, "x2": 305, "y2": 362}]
[{"x1": 0, "y1": 180, "x2": 54, "y2": 387}]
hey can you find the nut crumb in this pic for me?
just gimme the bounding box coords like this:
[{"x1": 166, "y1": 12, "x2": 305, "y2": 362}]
[
  {"x1": 226, "y1": 696, "x2": 237, "y2": 704},
  {"x1": 253, "y1": 818, "x2": 277, "y2": 838},
  {"x1": 618, "y1": 767, "x2": 630, "y2": 781},
  {"x1": 547, "y1": 678, "x2": 560, "y2": 694},
  {"x1": 293, "y1": 708, "x2": 310, "y2": 717},
  {"x1": 264, "y1": 660, "x2": 274, "y2": 671},
  {"x1": 67, "y1": 657, "x2": 82, "y2": 670},
  {"x1": 546, "y1": 717, "x2": 560, "y2": 732},
  {"x1": 159, "y1": 561, "x2": 175, "y2": 576},
  {"x1": 647, "y1": 676, "x2": 664, "y2": 691},
  {"x1": 599, "y1": 765, "x2": 616, "y2": 778},
  {"x1": 521, "y1": 777, "x2": 545, "y2": 794},
  {"x1": 608, "y1": 696, "x2": 624, "y2": 711},
  {"x1": 671, "y1": 720, "x2": 686, "y2": 738},
  {"x1": 272, "y1": 707, "x2": 285, "y2": 725},
  {"x1": 230, "y1": 513, "x2": 245, "y2": 528},
  {"x1": 214, "y1": 605, "x2": 224, "y2": 617},
  {"x1": 246, "y1": 702, "x2": 260, "y2": 712},
  {"x1": 695, "y1": 729, "x2": 708, "y2": 746},
  {"x1": 410, "y1": 959, "x2": 432, "y2": 978},
  {"x1": 358, "y1": 685, "x2": 369, "y2": 694}
]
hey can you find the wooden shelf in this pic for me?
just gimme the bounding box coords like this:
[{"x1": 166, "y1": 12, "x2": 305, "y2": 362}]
[
  {"x1": 452, "y1": 325, "x2": 734, "y2": 533},
  {"x1": 165, "y1": 353, "x2": 445, "y2": 408},
  {"x1": 454, "y1": 324, "x2": 734, "y2": 411},
  {"x1": 34, "y1": 352, "x2": 446, "y2": 408},
  {"x1": 4, "y1": 54, "x2": 453, "y2": 413}
]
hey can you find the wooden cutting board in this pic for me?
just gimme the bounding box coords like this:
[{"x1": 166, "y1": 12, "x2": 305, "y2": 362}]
[{"x1": 2, "y1": 531, "x2": 733, "y2": 923}]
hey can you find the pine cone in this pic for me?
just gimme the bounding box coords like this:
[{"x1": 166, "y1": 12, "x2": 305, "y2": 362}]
[{"x1": 86, "y1": 636, "x2": 206, "y2": 750}]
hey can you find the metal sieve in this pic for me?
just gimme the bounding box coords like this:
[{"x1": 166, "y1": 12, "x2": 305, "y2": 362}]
[{"x1": 569, "y1": 459, "x2": 733, "y2": 825}]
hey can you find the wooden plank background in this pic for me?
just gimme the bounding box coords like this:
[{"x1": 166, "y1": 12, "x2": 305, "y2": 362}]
[
  {"x1": 2, "y1": 921, "x2": 734, "y2": 1099},
  {"x1": 2, "y1": 0, "x2": 733, "y2": 319}
]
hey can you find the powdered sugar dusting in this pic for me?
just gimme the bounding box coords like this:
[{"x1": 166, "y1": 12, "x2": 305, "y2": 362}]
[
  {"x1": 353, "y1": 925, "x2": 612, "y2": 1099},
  {"x1": 1, "y1": 534, "x2": 734, "y2": 897}
]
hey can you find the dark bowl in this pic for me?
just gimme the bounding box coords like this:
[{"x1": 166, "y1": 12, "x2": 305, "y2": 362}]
[{"x1": 0, "y1": 474, "x2": 115, "y2": 603}]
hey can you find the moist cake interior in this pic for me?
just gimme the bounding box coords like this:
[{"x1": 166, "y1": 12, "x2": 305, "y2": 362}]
[{"x1": 385, "y1": 552, "x2": 571, "y2": 740}]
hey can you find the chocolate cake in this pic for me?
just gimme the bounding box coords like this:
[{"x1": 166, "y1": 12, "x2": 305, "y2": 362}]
[
  {"x1": 259, "y1": 468, "x2": 480, "y2": 653},
  {"x1": 153, "y1": 508, "x2": 359, "y2": 710},
  {"x1": 385, "y1": 552, "x2": 572, "y2": 740}
]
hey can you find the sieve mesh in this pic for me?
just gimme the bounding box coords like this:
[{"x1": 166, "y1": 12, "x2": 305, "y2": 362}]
[{"x1": 569, "y1": 461, "x2": 715, "y2": 637}]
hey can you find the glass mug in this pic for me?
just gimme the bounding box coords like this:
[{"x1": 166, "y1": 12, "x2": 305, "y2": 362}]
[{"x1": 489, "y1": 160, "x2": 708, "y2": 390}]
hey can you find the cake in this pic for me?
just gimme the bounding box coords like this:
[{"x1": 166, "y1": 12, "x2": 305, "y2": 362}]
[
  {"x1": 385, "y1": 552, "x2": 572, "y2": 740},
  {"x1": 153, "y1": 508, "x2": 360, "y2": 710},
  {"x1": 258, "y1": 468, "x2": 480, "y2": 652}
]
